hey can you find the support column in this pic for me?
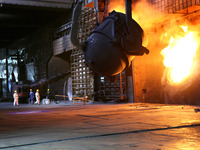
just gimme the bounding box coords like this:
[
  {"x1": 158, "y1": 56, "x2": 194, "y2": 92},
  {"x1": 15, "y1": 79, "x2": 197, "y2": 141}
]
[
  {"x1": 93, "y1": 73, "x2": 100, "y2": 101},
  {"x1": 17, "y1": 49, "x2": 20, "y2": 82},
  {"x1": 6, "y1": 48, "x2": 9, "y2": 97}
]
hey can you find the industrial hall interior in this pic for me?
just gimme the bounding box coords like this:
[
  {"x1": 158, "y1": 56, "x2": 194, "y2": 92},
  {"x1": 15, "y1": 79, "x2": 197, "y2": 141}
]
[{"x1": 0, "y1": 0, "x2": 200, "y2": 106}]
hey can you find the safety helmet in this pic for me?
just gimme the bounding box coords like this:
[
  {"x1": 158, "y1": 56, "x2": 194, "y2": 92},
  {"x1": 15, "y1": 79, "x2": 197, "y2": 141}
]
[
  {"x1": 47, "y1": 89, "x2": 49, "y2": 91},
  {"x1": 36, "y1": 89, "x2": 39, "y2": 92},
  {"x1": 14, "y1": 90, "x2": 17, "y2": 93}
]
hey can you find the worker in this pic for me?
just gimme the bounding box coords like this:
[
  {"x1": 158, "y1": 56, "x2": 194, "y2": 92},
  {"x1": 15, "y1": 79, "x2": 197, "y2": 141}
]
[
  {"x1": 29, "y1": 89, "x2": 34, "y2": 105},
  {"x1": 46, "y1": 88, "x2": 50, "y2": 99},
  {"x1": 35, "y1": 89, "x2": 40, "y2": 105},
  {"x1": 13, "y1": 90, "x2": 19, "y2": 106}
]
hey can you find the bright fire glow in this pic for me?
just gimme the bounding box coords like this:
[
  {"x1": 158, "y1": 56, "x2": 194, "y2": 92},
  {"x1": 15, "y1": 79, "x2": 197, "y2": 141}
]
[
  {"x1": 108, "y1": 0, "x2": 200, "y2": 85},
  {"x1": 161, "y1": 26, "x2": 199, "y2": 84}
]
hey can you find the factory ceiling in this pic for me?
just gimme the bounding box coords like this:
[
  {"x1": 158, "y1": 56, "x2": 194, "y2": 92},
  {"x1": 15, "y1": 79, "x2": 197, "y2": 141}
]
[{"x1": 0, "y1": 0, "x2": 75, "y2": 50}]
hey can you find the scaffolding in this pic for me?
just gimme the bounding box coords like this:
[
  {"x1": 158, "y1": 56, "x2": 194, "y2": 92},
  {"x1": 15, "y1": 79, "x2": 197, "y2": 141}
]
[
  {"x1": 99, "y1": 71, "x2": 127, "y2": 101},
  {"x1": 152, "y1": 0, "x2": 200, "y2": 14},
  {"x1": 71, "y1": 6, "x2": 97, "y2": 99}
]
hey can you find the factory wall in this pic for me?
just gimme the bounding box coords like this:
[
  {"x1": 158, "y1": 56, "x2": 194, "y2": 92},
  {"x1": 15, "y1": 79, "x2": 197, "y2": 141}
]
[{"x1": 132, "y1": 29, "x2": 165, "y2": 104}]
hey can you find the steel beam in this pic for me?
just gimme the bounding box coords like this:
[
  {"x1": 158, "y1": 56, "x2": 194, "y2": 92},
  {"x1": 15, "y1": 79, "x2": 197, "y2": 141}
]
[{"x1": 1, "y1": 0, "x2": 74, "y2": 9}]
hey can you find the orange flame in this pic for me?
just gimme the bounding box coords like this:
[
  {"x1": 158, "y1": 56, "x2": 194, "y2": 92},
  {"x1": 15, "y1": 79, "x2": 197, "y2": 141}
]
[
  {"x1": 108, "y1": 0, "x2": 200, "y2": 85},
  {"x1": 161, "y1": 26, "x2": 199, "y2": 84}
]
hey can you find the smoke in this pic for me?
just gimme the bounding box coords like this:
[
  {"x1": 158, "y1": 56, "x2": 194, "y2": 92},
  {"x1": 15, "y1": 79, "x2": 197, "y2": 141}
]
[
  {"x1": 108, "y1": 0, "x2": 125, "y2": 13},
  {"x1": 108, "y1": 0, "x2": 185, "y2": 46},
  {"x1": 109, "y1": 0, "x2": 176, "y2": 28}
]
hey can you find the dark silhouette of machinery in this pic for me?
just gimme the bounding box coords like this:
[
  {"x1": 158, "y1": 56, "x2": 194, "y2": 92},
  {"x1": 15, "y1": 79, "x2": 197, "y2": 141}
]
[{"x1": 71, "y1": 0, "x2": 149, "y2": 77}]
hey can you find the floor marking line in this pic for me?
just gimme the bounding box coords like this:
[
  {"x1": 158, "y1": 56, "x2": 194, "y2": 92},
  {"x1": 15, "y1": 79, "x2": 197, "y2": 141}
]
[{"x1": 0, "y1": 123, "x2": 200, "y2": 149}]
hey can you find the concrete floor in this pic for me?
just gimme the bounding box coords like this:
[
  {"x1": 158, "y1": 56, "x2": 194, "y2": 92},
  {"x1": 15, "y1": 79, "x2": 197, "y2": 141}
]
[{"x1": 0, "y1": 102, "x2": 200, "y2": 150}]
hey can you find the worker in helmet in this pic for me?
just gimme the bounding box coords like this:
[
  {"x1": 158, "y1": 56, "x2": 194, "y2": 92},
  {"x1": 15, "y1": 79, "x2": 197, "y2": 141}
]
[
  {"x1": 35, "y1": 89, "x2": 40, "y2": 105},
  {"x1": 29, "y1": 89, "x2": 34, "y2": 105},
  {"x1": 46, "y1": 88, "x2": 50, "y2": 99},
  {"x1": 13, "y1": 90, "x2": 19, "y2": 106}
]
